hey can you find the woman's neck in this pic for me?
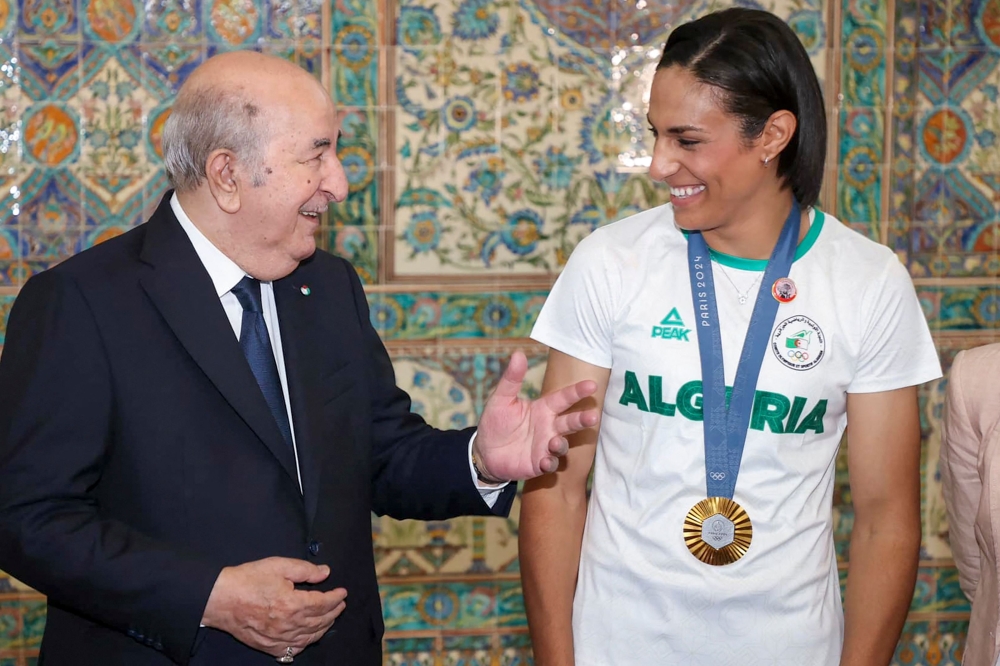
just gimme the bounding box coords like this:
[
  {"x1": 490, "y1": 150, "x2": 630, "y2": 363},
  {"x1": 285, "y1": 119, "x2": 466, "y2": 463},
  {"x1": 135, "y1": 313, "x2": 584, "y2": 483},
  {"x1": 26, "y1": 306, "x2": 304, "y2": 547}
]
[{"x1": 699, "y1": 195, "x2": 810, "y2": 260}]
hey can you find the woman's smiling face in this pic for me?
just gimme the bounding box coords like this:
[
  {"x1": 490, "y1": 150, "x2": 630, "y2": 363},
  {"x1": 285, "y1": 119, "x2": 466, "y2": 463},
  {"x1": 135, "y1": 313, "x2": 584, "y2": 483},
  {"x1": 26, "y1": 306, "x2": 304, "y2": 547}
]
[{"x1": 646, "y1": 65, "x2": 774, "y2": 233}]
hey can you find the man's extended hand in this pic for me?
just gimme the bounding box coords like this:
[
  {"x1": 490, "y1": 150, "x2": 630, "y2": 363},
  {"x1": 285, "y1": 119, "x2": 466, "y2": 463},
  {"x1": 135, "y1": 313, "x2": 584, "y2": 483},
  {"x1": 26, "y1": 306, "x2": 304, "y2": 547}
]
[
  {"x1": 201, "y1": 557, "x2": 348, "y2": 658},
  {"x1": 474, "y1": 350, "x2": 599, "y2": 481}
]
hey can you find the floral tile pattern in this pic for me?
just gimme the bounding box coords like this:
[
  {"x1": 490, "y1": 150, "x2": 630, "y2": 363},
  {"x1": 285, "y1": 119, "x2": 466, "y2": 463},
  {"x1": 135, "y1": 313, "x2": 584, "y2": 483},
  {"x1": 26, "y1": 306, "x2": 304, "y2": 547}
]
[{"x1": 389, "y1": 0, "x2": 828, "y2": 281}]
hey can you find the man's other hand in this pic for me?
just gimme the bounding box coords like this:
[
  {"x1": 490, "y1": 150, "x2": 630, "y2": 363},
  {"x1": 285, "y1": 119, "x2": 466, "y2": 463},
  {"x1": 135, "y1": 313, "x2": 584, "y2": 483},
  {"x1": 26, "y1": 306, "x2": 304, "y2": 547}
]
[{"x1": 201, "y1": 557, "x2": 348, "y2": 658}]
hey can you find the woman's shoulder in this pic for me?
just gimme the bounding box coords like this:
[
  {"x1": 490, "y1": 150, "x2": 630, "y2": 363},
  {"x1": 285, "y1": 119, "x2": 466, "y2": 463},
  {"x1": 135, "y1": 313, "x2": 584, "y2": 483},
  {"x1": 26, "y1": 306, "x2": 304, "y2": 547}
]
[
  {"x1": 807, "y1": 211, "x2": 916, "y2": 294},
  {"x1": 949, "y1": 344, "x2": 1000, "y2": 441},
  {"x1": 813, "y1": 211, "x2": 897, "y2": 265},
  {"x1": 955, "y1": 343, "x2": 1000, "y2": 378}
]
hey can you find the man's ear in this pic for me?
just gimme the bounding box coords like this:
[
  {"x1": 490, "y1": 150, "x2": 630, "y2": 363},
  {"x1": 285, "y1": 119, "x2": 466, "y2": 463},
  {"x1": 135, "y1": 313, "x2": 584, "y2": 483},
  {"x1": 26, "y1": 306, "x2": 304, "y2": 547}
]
[{"x1": 205, "y1": 150, "x2": 241, "y2": 214}]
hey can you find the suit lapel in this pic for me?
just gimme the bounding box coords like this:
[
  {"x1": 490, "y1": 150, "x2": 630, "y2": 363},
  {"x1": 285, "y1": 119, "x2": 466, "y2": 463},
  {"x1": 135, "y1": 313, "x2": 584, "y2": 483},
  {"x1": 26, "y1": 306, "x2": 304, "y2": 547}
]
[
  {"x1": 274, "y1": 273, "x2": 324, "y2": 526},
  {"x1": 137, "y1": 195, "x2": 299, "y2": 483}
]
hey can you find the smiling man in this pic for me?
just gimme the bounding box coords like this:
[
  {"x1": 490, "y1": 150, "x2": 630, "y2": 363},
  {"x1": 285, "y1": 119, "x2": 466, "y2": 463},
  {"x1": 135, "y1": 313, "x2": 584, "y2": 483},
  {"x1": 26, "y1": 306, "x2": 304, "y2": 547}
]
[{"x1": 0, "y1": 51, "x2": 598, "y2": 666}]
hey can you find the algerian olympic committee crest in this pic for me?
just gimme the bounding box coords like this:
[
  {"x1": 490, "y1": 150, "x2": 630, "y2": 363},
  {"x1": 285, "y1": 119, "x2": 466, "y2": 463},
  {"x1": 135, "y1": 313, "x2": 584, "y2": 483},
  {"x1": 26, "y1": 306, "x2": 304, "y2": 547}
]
[{"x1": 771, "y1": 315, "x2": 825, "y2": 371}]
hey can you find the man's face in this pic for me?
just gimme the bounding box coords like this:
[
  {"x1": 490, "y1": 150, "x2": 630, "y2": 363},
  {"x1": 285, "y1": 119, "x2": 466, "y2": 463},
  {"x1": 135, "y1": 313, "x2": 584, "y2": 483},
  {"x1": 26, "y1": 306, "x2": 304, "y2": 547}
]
[{"x1": 235, "y1": 82, "x2": 348, "y2": 281}]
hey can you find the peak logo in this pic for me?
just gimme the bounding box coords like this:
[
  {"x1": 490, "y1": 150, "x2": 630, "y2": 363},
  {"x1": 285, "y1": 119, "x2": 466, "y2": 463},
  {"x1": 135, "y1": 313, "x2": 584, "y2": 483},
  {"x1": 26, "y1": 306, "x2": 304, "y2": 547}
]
[{"x1": 651, "y1": 308, "x2": 690, "y2": 342}]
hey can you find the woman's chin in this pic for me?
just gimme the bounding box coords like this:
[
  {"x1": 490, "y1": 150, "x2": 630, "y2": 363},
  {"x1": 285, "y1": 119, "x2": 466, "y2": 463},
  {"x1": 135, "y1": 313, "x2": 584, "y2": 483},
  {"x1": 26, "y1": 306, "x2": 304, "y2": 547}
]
[{"x1": 671, "y1": 208, "x2": 709, "y2": 233}]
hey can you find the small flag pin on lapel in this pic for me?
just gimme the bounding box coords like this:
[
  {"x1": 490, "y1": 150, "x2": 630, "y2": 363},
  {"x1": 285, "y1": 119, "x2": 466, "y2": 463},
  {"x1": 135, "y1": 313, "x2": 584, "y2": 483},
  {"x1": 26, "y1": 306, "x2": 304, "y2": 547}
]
[{"x1": 300, "y1": 285, "x2": 311, "y2": 296}]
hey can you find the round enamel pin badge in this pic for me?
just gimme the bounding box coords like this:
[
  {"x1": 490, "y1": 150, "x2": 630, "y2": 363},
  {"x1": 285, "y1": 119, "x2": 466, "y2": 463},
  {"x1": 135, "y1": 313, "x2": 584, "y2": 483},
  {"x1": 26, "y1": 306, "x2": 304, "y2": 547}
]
[{"x1": 771, "y1": 277, "x2": 797, "y2": 303}]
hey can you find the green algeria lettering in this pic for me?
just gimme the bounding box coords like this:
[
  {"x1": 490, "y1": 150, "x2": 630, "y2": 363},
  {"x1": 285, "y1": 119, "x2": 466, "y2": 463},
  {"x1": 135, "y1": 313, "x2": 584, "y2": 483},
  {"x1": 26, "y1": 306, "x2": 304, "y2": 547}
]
[{"x1": 618, "y1": 370, "x2": 827, "y2": 434}]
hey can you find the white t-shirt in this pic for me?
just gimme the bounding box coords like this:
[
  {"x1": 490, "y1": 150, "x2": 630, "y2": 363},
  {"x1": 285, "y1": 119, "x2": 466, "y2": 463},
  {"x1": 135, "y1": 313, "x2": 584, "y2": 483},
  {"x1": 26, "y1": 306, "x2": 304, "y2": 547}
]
[{"x1": 530, "y1": 204, "x2": 942, "y2": 666}]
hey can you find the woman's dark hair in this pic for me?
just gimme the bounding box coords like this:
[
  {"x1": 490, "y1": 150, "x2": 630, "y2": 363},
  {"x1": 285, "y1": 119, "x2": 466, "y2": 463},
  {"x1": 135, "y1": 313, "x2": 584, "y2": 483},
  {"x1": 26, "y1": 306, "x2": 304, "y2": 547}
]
[{"x1": 657, "y1": 8, "x2": 826, "y2": 207}]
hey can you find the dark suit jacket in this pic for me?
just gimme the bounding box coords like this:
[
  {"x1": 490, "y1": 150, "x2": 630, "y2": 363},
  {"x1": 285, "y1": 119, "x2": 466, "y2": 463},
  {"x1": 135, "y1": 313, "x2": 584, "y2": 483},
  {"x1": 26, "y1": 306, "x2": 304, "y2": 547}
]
[{"x1": 0, "y1": 193, "x2": 515, "y2": 665}]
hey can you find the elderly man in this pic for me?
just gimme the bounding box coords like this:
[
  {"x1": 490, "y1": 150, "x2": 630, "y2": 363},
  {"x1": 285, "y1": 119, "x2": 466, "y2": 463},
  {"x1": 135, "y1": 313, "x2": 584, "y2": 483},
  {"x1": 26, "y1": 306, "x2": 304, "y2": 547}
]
[{"x1": 0, "y1": 51, "x2": 596, "y2": 665}]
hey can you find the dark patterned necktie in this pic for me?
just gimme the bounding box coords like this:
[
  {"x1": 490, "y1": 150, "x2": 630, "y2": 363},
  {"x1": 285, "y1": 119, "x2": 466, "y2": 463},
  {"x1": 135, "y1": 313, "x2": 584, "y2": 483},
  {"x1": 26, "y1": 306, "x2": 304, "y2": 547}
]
[{"x1": 230, "y1": 276, "x2": 294, "y2": 452}]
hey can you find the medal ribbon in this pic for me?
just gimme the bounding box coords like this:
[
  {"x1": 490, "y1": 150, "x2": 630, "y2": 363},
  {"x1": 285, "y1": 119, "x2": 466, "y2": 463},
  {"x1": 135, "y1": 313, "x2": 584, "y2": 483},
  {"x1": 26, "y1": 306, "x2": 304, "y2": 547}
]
[{"x1": 686, "y1": 199, "x2": 801, "y2": 499}]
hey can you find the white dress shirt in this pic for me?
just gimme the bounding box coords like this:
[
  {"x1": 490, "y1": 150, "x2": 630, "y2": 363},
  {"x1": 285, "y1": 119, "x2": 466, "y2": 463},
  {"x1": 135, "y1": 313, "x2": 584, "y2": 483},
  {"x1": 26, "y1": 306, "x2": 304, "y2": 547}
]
[{"x1": 170, "y1": 194, "x2": 505, "y2": 506}]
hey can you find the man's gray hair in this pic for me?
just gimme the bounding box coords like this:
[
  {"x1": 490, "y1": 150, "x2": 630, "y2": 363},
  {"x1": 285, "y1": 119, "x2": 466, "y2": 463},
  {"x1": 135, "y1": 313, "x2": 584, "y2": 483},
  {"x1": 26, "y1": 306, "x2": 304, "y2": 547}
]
[{"x1": 162, "y1": 86, "x2": 269, "y2": 192}]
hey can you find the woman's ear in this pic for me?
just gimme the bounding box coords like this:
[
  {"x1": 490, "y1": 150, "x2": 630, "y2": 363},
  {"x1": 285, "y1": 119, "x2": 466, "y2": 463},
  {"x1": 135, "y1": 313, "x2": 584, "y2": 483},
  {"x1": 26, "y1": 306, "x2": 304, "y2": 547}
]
[{"x1": 759, "y1": 110, "x2": 797, "y2": 165}]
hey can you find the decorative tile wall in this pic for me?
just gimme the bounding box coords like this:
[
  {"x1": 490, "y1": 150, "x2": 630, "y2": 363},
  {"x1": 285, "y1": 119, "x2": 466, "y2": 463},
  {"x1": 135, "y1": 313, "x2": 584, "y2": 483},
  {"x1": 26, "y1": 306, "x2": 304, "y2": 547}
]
[
  {"x1": 387, "y1": 0, "x2": 826, "y2": 281},
  {"x1": 0, "y1": 0, "x2": 998, "y2": 664}
]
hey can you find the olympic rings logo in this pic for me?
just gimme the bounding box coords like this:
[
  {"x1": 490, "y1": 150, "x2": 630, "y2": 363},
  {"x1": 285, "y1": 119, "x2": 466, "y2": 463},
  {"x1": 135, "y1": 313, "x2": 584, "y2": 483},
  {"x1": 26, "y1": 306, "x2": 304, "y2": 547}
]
[
  {"x1": 787, "y1": 350, "x2": 810, "y2": 362},
  {"x1": 710, "y1": 472, "x2": 726, "y2": 481}
]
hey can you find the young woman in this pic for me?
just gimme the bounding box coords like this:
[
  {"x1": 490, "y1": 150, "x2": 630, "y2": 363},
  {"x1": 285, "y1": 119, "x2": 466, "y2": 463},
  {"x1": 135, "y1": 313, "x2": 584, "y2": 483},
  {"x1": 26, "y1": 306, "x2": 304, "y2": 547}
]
[{"x1": 520, "y1": 8, "x2": 942, "y2": 666}]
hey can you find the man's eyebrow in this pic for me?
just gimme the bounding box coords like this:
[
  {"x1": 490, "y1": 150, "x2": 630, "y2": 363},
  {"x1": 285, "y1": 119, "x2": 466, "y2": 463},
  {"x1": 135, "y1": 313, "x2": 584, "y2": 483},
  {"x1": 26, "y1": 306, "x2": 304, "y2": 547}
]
[{"x1": 313, "y1": 138, "x2": 332, "y2": 149}]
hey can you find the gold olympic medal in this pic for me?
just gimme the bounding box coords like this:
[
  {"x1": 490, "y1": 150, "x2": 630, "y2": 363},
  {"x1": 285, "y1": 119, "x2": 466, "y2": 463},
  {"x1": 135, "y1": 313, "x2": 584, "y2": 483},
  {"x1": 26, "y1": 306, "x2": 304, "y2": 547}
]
[{"x1": 683, "y1": 497, "x2": 753, "y2": 566}]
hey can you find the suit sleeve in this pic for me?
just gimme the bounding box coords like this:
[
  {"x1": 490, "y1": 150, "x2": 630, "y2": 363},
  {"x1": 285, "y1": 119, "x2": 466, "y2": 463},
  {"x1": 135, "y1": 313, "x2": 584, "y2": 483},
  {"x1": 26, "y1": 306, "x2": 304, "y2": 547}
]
[
  {"x1": 0, "y1": 270, "x2": 221, "y2": 664},
  {"x1": 340, "y1": 261, "x2": 516, "y2": 520},
  {"x1": 940, "y1": 350, "x2": 983, "y2": 602}
]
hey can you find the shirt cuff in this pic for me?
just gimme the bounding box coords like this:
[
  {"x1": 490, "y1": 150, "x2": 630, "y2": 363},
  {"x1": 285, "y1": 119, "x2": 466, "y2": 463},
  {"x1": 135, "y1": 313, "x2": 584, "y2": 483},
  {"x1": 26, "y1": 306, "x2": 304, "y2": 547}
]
[{"x1": 468, "y1": 431, "x2": 509, "y2": 509}]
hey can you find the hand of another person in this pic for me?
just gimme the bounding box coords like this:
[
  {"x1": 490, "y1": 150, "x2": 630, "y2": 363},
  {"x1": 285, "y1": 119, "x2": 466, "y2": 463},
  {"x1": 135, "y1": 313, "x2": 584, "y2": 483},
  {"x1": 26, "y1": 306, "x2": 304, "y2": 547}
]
[
  {"x1": 201, "y1": 557, "x2": 348, "y2": 658},
  {"x1": 474, "y1": 350, "x2": 599, "y2": 481}
]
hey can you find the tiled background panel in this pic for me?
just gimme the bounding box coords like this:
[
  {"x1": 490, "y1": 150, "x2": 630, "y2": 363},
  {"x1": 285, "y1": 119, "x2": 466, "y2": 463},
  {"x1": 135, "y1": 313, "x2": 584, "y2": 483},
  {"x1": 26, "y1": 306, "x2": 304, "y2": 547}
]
[
  {"x1": 889, "y1": 0, "x2": 1000, "y2": 277},
  {"x1": 2, "y1": 0, "x2": 1000, "y2": 663},
  {"x1": 382, "y1": 630, "x2": 532, "y2": 665},
  {"x1": 836, "y1": 0, "x2": 888, "y2": 243},
  {"x1": 918, "y1": 284, "x2": 1000, "y2": 330},
  {"x1": 388, "y1": 0, "x2": 828, "y2": 281},
  {"x1": 895, "y1": 620, "x2": 967, "y2": 666},
  {"x1": 0, "y1": 593, "x2": 45, "y2": 660},
  {"x1": 369, "y1": 291, "x2": 548, "y2": 340}
]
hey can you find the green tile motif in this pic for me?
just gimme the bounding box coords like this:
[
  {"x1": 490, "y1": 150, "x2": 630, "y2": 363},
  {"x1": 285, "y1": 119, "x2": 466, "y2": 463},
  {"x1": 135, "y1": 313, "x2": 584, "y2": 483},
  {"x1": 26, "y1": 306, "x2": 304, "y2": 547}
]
[{"x1": 368, "y1": 291, "x2": 548, "y2": 340}]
